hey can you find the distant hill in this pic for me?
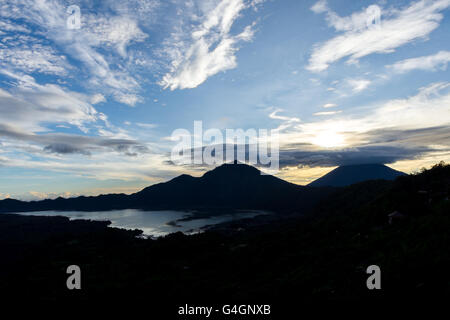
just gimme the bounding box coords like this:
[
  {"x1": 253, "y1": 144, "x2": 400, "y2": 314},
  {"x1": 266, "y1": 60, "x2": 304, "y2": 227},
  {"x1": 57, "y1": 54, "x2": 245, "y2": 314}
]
[
  {"x1": 0, "y1": 162, "x2": 333, "y2": 213},
  {"x1": 308, "y1": 164, "x2": 405, "y2": 187}
]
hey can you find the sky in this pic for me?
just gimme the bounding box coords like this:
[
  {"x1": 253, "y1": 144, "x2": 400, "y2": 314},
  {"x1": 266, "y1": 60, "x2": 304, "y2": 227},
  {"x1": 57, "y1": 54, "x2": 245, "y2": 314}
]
[{"x1": 0, "y1": 0, "x2": 449, "y2": 200}]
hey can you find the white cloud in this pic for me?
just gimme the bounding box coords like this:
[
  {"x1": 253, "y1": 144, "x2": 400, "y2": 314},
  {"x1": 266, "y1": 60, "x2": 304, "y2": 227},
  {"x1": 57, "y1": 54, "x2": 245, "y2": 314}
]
[
  {"x1": 103, "y1": 0, "x2": 161, "y2": 23},
  {"x1": 136, "y1": 122, "x2": 158, "y2": 129},
  {"x1": 269, "y1": 109, "x2": 300, "y2": 122},
  {"x1": 0, "y1": 0, "x2": 259, "y2": 101},
  {"x1": 322, "y1": 103, "x2": 337, "y2": 108},
  {"x1": 113, "y1": 93, "x2": 142, "y2": 106},
  {"x1": 0, "y1": 71, "x2": 151, "y2": 161},
  {"x1": 91, "y1": 93, "x2": 106, "y2": 104},
  {"x1": 0, "y1": 123, "x2": 149, "y2": 157},
  {"x1": 0, "y1": 19, "x2": 30, "y2": 33},
  {"x1": 250, "y1": 0, "x2": 265, "y2": 11},
  {"x1": 0, "y1": 70, "x2": 98, "y2": 132},
  {"x1": 0, "y1": 36, "x2": 69, "y2": 75},
  {"x1": 83, "y1": 14, "x2": 148, "y2": 58},
  {"x1": 311, "y1": 0, "x2": 328, "y2": 14},
  {"x1": 347, "y1": 79, "x2": 371, "y2": 93},
  {"x1": 268, "y1": 109, "x2": 301, "y2": 133},
  {"x1": 160, "y1": 0, "x2": 257, "y2": 90},
  {"x1": 313, "y1": 1, "x2": 381, "y2": 32},
  {"x1": 0, "y1": 0, "x2": 148, "y2": 106},
  {"x1": 369, "y1": 82, "x2": 450, "y2": 130},
  {"x1": 313, "y1": 110, "x2": 342, "y2": 116},
  {"x1": 62, "y1": 15, "x2": 146, "y2": 105},
  {"x1": 387, "y1": 50, "x2": 450, "y2": 73},
  {"x1": 308, "y1": 0, "x2": 450, "y2": 72}
]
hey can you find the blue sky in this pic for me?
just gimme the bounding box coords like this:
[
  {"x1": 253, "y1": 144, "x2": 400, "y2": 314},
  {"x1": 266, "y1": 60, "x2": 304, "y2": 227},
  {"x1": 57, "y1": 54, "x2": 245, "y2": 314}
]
[{"x1": 0, "y1": 0, "x2": 449, "y2": 200}]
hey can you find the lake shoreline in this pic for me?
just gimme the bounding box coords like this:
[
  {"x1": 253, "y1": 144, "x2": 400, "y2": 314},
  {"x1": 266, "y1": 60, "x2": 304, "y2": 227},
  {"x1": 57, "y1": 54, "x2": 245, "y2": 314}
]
[{"x1": 4, "y1": 208, "x2": 268, "y2": 237}]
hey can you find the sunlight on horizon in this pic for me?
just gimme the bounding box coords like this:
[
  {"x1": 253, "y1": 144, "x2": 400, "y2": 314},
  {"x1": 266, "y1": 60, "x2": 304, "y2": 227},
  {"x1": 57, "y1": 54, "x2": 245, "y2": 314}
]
[{"x1": 311, "y1": 131, "x2": 346, "y2": 148}]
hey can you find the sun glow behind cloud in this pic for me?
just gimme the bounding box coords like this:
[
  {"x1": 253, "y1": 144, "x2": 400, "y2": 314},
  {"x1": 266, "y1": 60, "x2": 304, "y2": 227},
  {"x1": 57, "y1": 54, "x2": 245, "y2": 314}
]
[{"x1": 311, "y1": 131, "x2": 346, "y2": 148}]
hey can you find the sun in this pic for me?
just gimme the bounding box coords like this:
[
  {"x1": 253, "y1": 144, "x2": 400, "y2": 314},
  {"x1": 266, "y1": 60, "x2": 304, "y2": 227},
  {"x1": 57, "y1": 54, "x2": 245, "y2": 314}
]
[{"x1": 312, "y1": 131, "x2": 345, "y2": 148}]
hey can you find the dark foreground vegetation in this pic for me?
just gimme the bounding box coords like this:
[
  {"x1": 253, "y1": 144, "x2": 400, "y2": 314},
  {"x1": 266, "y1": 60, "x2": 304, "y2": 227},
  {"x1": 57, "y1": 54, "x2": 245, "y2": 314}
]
[{"x1": 0, "y1": 163, "x2": 449, "y2": 311}]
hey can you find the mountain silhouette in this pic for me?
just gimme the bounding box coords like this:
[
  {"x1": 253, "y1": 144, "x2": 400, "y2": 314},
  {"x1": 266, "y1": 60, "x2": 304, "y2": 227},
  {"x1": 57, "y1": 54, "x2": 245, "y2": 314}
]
[
  {"x1": 0, "y1": 162, "x2": 332, "y2": 213},
  {"x1": 308, "y1": 164, "x2": 405, "y2": 187},
  {"x1": 131, "y1": 162, "x2": 305, "y2": 209}
]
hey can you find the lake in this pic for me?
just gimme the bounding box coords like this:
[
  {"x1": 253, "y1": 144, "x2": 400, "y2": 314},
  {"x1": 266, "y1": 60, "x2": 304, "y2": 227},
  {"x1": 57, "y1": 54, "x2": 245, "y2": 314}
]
[{"x1": 14, "y1": 209, "x2": 266, "y2": 237}]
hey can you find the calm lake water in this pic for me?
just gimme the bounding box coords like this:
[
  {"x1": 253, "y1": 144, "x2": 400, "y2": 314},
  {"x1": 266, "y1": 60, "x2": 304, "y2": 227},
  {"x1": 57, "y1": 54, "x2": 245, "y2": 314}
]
[{"x1": 15, "y1": 209, "x2": 266, "y2": 237}]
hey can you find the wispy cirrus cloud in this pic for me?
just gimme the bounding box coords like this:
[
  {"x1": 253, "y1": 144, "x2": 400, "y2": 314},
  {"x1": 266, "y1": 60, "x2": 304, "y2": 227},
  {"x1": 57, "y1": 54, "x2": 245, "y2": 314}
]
[
  {"x1": 0, "y1": 34, "x2": 70, "y2": 75},
  {"x1": 387, "y1": 50, "x2": 450, "y2": 73},
  {"x1": 84, "y1": 14, "x2": 148, "y2": 58},
  {"x1": 269, "y1": 109, "x2": 301, "y2": 122},
  {"x1": 0, "y1": 0, "x2": 151, "y2": 106},
  {"x1": 1, "y1": 0, "x2": 263, "y2": 101},
  {"x1": 313, "y1": 110, "x2": 342, "y2": 116},
  {"x1": 160, "y1": 0, "x2": 259, "y2": 90},
  {"x1": 308, "y1": 0, "x2": 450, "y2": 72}
]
